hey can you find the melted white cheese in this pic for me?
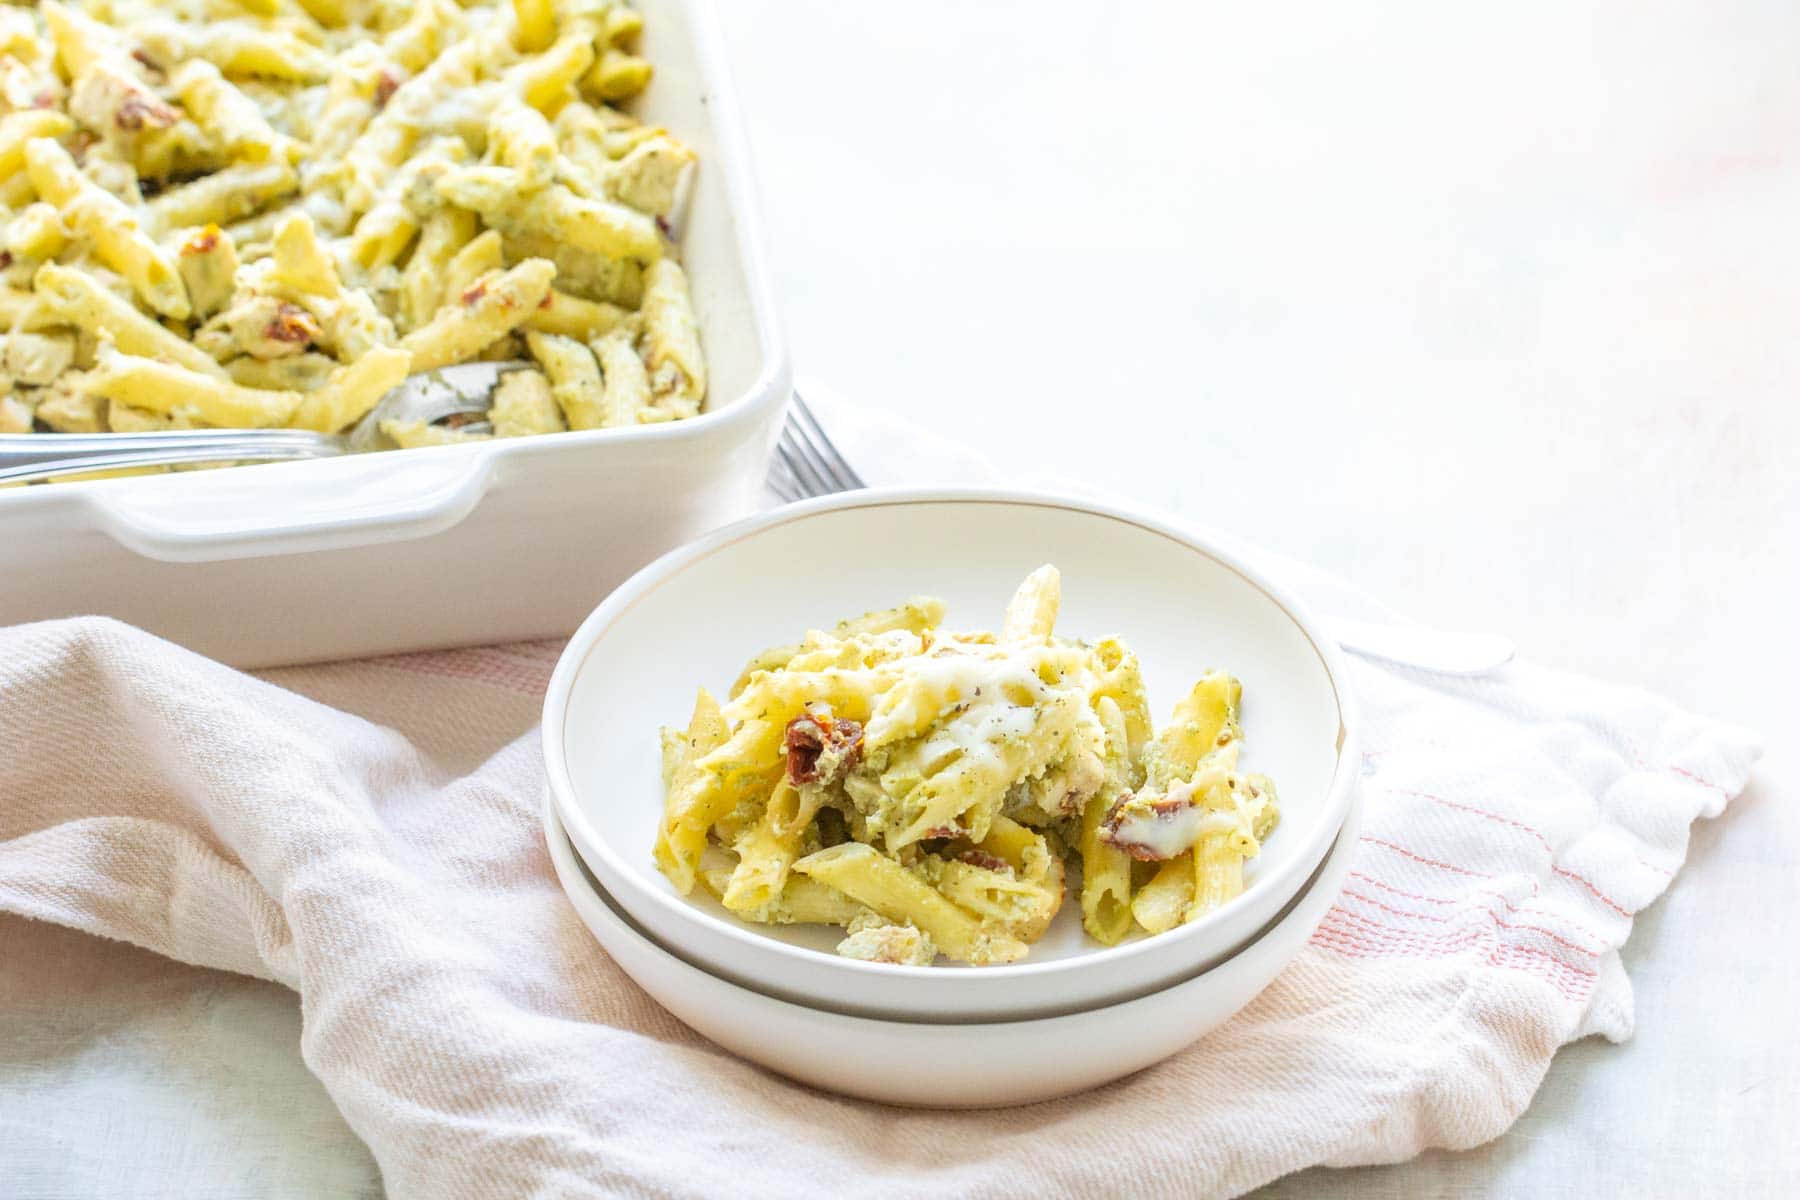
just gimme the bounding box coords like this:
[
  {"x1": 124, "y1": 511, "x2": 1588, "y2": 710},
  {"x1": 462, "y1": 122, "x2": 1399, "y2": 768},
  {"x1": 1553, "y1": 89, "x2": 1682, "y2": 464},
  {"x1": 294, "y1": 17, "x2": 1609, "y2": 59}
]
[
  {"x1": 863, "y1": 642, "x2": 1088, "y2": 801},
  {"x1": 1107, "y1": 788, "x2": 1239, "y2": 860}
]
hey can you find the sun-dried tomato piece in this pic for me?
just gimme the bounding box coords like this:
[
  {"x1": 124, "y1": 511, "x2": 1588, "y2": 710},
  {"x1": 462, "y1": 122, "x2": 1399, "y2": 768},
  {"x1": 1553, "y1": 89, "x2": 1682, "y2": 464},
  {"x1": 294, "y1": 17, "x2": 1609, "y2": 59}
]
[
  {"x1": 956, "y1": 850, "x2": 1012, "y2": 874},
  {"x1": 374, "y1": 70, "x2": 401, "y2": 110},
  {"x1": 1100, "y1": 791, "x2": 1209, "y2": 861},
  {"x1": 116, "y1": 93, "x2": 177, "y2": 132},
  {"x1": 783, "y1": 709, "x2": 863, "y2": 786},
  {"x1": 264, "y1": 302, "x2": 319, "y2": 345}
]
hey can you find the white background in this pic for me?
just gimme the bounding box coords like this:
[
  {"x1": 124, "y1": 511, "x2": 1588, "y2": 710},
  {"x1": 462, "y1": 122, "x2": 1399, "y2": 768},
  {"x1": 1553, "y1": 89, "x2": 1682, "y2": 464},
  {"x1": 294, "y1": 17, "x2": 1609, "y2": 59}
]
[
  {"x1": 744, "y1": 6, "x2": 1798, "y2": 1194},
  {"x1": 3, "y1": 1, "x2": 1796, "y2": 1196}
]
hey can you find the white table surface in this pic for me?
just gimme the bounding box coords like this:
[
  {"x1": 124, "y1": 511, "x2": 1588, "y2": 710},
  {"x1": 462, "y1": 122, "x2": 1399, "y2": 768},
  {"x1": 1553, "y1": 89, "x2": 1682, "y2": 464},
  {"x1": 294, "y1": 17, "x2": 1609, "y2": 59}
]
[{"x1": 4, "y1": 2, "x2": 1796, "y2": 1196}]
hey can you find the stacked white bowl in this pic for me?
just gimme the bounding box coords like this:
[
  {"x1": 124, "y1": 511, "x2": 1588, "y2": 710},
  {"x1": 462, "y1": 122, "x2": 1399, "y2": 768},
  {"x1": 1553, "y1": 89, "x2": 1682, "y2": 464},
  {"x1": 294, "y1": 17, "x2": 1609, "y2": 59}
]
[{"x1": 542, "y1": 489, "x2": 1362, "y2": 1107}]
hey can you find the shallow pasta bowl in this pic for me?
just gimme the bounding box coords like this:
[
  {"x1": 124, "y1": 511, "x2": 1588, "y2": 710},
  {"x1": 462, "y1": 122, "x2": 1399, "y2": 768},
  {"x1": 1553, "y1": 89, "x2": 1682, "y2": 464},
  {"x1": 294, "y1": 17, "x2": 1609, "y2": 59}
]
[
  {"x1": 543, "y1": 487, "x2": 1359, "y2": 1022},
  {"x1": 545, "y1": 789, "x2": 1359, "y2": 1106}
]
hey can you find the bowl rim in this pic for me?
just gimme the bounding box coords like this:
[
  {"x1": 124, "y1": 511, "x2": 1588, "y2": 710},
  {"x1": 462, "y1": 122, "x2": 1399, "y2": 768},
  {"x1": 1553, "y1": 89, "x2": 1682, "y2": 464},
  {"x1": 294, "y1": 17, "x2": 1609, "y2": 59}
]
[
  {"x1": 544, "y1": 786, "x2": 1363, "y2": 1031},
  {"x1": 549, "y1": 787, "x2": 1361, "y2": 1026},
  {"x1": 542, "y1": 485, "x2": 1361, "y2": 987}
]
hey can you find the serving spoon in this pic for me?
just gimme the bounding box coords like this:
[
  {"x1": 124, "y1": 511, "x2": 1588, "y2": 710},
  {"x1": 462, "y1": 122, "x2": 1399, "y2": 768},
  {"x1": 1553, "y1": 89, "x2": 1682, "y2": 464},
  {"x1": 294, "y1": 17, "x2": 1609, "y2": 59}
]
[{"x1": 0, "y1": 361, "x2": 520, "y2": 484}]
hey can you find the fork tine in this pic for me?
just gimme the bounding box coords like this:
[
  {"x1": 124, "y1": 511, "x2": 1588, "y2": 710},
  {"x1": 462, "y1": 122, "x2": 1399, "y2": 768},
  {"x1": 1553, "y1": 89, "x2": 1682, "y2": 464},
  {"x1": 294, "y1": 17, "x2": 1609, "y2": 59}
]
[
  {"x1": 767, "y1": 471, "x2": 805, "y2": 504},
  {"x1": 790, "y1": 392, "x2": 868, "y2": 490},
  {"x1": 775, "y1": 426, "x2": 834, "y2": 497},
  {"x1": 779, "y1": 405, "x2": 842, "y2": 494},
  {"x1": 765, "y1": 451, "x2": 806, "y2": 503},
  {"x1": 763, "y1": 393, "x2": 869, "y2": 502}
]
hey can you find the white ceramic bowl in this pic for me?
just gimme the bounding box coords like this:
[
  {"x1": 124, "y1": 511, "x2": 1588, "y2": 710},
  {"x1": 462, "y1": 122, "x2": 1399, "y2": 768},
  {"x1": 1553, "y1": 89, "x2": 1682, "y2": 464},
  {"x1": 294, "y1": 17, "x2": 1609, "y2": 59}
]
[
  {"x1": 544, "y1": 488, "x2": 1359, "y2": 1022},
  {"x1": 545, "y1": 792, "x2": 1359, "y2": 1107}
]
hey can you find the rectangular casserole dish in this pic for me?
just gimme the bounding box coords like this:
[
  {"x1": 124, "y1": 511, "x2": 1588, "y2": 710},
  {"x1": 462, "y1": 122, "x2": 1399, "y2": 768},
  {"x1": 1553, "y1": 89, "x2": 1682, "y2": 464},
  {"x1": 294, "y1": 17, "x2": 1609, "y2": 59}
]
[{"x1": 0, "y1": 0, "x2": 788, "y2": 669}]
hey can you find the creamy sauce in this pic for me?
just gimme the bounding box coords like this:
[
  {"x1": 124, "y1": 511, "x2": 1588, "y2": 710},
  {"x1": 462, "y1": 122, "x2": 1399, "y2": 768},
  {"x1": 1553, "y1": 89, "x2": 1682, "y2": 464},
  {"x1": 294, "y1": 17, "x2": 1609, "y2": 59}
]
[
  {"x1": 1106, "y1": 793, "x2": 1238, "y2": 860},
  {"x1": 867, "y1": 644, "x2": 1049, "y2": 740},
  {"x1": 920, "y1": 697, "x2": 1040, "y2": 772},
  {"x1": 860, "y1": 641, "x2": 1088, "y2": 793}
]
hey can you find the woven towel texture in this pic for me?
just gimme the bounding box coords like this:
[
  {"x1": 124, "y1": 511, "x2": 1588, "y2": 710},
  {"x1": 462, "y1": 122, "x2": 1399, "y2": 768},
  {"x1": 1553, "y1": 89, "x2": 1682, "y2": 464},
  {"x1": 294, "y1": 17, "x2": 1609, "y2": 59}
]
[{"x1": 0, "y1": 617, "x2": 1760, "y2": 1199}]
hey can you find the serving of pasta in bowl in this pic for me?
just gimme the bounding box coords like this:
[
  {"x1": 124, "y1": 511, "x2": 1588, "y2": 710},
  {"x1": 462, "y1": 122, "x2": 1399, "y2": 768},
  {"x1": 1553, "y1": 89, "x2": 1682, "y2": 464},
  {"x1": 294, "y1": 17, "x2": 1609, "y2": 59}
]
[{"x1": 544, "y1": 488, "x2": 1361, "y2": 1024}]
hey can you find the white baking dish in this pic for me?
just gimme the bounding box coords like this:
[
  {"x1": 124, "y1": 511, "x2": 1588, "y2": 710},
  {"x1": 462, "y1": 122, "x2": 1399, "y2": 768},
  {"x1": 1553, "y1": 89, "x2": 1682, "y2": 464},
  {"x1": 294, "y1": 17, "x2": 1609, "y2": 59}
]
[{"x1": 0, "y1": 0, "x2": 790, "y2": 668}]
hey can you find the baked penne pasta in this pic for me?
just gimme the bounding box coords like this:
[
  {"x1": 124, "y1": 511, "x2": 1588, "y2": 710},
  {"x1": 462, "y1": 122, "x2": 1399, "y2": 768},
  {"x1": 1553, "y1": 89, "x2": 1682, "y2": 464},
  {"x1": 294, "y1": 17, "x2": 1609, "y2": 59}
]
[
  {"x1": 401, "y1": 258, "x2": 555, "y2": 373},
  {"x1": 81, "y1": 346, "x2": 301, "y2": 428},
  {"x1": 654, "y1": 569, "x2": 1283, "y2": 965},
  {"x1": 25, "y1": 139, "x2": 190, "y2": 319},
  {"x1": 1, "y1": 0, "x2": 706, "y2": 460}
]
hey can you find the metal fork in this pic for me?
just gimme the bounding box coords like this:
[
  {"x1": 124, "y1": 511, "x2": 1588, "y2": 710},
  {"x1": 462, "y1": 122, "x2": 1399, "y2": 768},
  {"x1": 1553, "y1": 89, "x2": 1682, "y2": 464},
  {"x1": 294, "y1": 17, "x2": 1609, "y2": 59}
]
[{"x1": 766, "y1": 391, "x2": 866, "y2": 503}]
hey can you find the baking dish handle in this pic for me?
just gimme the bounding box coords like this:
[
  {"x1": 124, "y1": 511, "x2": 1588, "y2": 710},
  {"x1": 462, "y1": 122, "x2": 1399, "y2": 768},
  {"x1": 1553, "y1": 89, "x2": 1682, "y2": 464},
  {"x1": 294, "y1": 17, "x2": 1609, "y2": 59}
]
[{"x1": 86, "y1": 450, "x2": 495, "y2": 564}]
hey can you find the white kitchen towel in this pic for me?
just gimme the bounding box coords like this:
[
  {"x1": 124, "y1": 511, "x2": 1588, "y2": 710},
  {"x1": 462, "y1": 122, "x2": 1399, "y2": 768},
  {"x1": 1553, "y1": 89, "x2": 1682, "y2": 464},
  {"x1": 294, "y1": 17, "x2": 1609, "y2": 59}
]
[{"x1": 0, "y1": 390, "x2": 1763, "y2": 1199}]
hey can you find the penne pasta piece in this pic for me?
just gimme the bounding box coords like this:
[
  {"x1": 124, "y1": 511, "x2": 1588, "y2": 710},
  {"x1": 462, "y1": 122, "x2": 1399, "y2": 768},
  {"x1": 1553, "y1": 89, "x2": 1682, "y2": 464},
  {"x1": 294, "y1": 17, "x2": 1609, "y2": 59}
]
[
  {"x1": 287, "y1": 346, "x2": 411, "y2": 434},
  {"x1": 436, "y1": 165, "x2": 663, "y2": 264},
  {"x1": 379, "y1": 418, "x2": 491, "y2": 449},
  {"x1": 792, "y1": 843, "x2": 1028, "y2": 966},
  {"x1": 512, "y1": 0, "x2": 556, "y2": 56},
  {"x1": 0, "y1": 395, "x2": 35, "y2": 435},
  {"x1": 592, "y1": 327, "x2": 650, "y2": 427},
  {"x1": 1189, "y1": 835, "x2": 1246, "y2": 921},
  {"x1": 226, "y1": 352, "x2": 337, "y2": 393},
  {"x1": 654, "y1": 688, "x2": 730, "y2": 895},
  {"x1": 1130, "y1": 855, "x2": 1194, "y2": 935},
  {"x1": 1078, "y1": 697, "x2": 1136, "y2": 944},
  {"x1": 488, "y1": 367, "x2": 565, "y2": 438},
  {"x1": 170, "y1": 59, "x2": 302, "y2": 164},
  {"x1": 1001, "y1": 563, "x2": 1061, "y2": 644},
  {"x1": 604, "y1": 5, "x2": 644, "y2": 47},
  {"x1": 3, "y1": 203, "x2": 68, "y2": 263},
  {"x1": 400, "y1": 258, "x2": 556, "y2": 373},
  {"x1": 295, "y1": 0, "x2": 350, "y2": 28},
  {"x1": 637, "y1": 258, "x2": 705, "y2": 414},
  {"x1": 486, "y1": 94, "x2": 558, "y2": 189},
  {"x1": 33, "y1": 263, "x2": 224, "y2": 377},
  {"x1": 698, "y1": 870, "x2": 868, "y2": 928},
  {"x1": 441, "y1": 230, "x2": 505, "y2": 306},
  {"x1": 82, "y1": 347, "x2": 301, "y2": 428},
  {"x1": 401, "y1": 207, "x2": 479, "y2": 332},
  {"x1": 524, "y1": 290, "x2": 628, "y2": 342},
  {"x1": 147, "y1": 161, "x2": 297, "y2": 233},
  {"x1": 524, "y1": 329, "x2": 604, "y2": 431},
  {"x1": 723, "y1": 782, "x2": 803, "y2": 914},
  {"x1": 25, "y1": 139, "x2": 189, "y2": 319},
  {"x1": 2, "y1": 331, "x2": 75, "y2": 386},
  {"x1": 269, "y1": 211, "x2": 343, "y2": 298},
  {"x1": 507, "y1": 32, "x2": 595, "y2": 113},
  {"x1": 0, "y1": 111, "x2": 74, "y2": 180},
  {"x1": 136, "y1": 22, "x2": 332, "y2": 83},
  {"x1": 35, "y1": 382, "x2": 108, "y2": 433},
  {"x1": 583, "y1": 48, "x2": 652, "y2": 102},
  {"x1": 1156, "y1": 670, "x2": 1243, "y2": 778},
  {"x1": 176, "y1": 225, "x2": 241, "y2": 321}
]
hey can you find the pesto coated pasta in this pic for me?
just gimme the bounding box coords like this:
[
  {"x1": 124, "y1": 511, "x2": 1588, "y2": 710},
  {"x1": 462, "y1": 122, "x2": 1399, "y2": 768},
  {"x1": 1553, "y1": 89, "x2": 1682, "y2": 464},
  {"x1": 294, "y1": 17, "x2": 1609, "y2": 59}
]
[
  {"x1": 0, "y1": 0, "x2": 704, "y2": 452},
  {"x1": 655, "y1": 566, "x2": 1283, "y2": 967}
]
